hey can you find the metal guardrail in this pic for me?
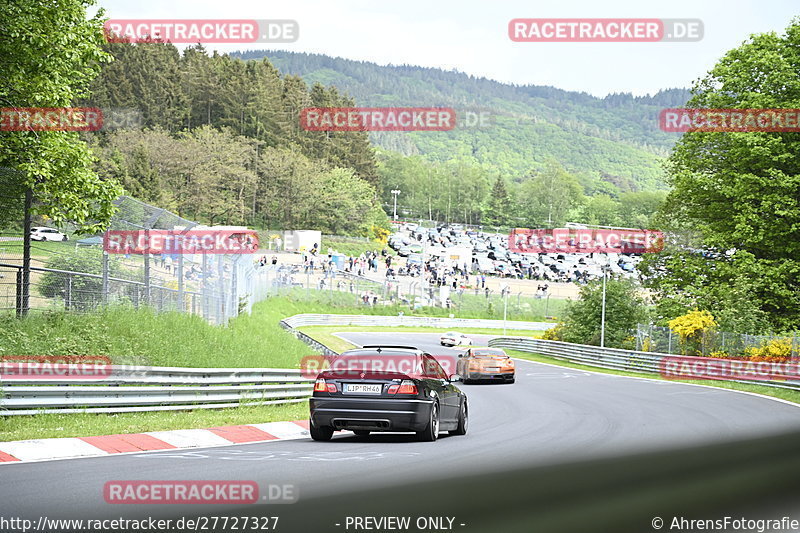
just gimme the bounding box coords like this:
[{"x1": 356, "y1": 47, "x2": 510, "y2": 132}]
[
  {"x1": 281, "y1": 313, "x2": 554, "y2": 331},
  {"x1": 0, "y1": 366, "x2": 313, "y2": 416},
  {"x1": 489, "y1": 336, "x2": 800, "y2": 392}
]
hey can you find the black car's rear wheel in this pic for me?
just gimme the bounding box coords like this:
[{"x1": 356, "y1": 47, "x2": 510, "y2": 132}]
[
  {"x1": 353, "y1": 430, "x2": 370, "y2": 437},
  {"x1": 417, "y1": 402, "x2": 440, "y2": 442},
  {"x1": 451, "y1": 399, "x2": 468, "y2": 436},
  {"x1": 310, "y1": 422, "x2": 333, "y2": 441}
]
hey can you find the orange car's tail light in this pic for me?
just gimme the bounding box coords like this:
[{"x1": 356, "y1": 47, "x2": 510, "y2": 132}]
[{"x1": 388, "y1": 380, "x2": 418, "y2": 395}]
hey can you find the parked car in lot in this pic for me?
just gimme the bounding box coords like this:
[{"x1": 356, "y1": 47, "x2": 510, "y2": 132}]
[
  {"x1": 309, "y1": 346, "x2": 468, "y2": 442},
  {"x1": 30, "y1": 227, "x2": 68, "y2": 242},
  {"x1": 440, "y1": 332, "x2": 472, "y2": 347},
  {"x1": 457, "y1": 347, "x2": 515, "y2": 384}
]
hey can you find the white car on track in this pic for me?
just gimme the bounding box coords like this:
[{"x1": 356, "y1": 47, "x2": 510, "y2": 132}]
[{"x1": 440, "y1": 332, "x2": 473, "y2": 347}]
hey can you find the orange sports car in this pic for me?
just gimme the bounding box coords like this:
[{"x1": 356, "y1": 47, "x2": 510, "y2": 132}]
[{"x1": 457, "y1": 347, "x2": 515, "y2": 384}]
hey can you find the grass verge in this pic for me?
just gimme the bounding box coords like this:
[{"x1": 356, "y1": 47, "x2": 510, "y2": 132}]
[
  {"x1": 0, "y1": 402, "x2": 309, "y2": 442},
  {"x1": 508, "y1": 350, "x2": 800, "y2": 405}
]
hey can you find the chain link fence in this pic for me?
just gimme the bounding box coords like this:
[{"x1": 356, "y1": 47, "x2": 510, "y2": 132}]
[
  {"x1": 635, "y1": 323, "x2": 800, "y2": 358},
  {"x1": 0, "y1": 196, "x2": 273, "y2": 324}
]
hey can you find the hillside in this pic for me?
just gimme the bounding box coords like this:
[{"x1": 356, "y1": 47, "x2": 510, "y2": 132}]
[{"x1": 234, "y1": 50, "x2": 690, "y2": 191}]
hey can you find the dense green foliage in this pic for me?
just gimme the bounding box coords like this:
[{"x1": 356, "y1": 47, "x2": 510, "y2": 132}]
[
  {"x1": 84, "y1": 42, "x2": 386, "y2": 234},
  {"x1": 378, "y1": 152, "x2": 667, "y2": 227},
  {"x1": 81, "y1": 41, "x2": 676, "y2": 231},
  {"x1": 558, "y1": 279, "x2": 647, "y2": 348},
  {"x1": 0, "y1": 0, "x2": 122, "y2": 231},
  {"x1": 238, "y1": 49, "x2": 690, "y2": 190},
  {"x1": 642, "y1": 19, "x2": 800, "y2": 332}
]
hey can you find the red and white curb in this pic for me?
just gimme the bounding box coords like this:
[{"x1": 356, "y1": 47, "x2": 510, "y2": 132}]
[{"x1": 0, "y1": 420, "x2": 312, "y2": 464}]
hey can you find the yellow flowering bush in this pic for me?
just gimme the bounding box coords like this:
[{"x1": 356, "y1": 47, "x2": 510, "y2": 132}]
[
  {"x1": 371, "y1": 226, "x2": 390, "y2": 244},
  {"x1": 745, "y1": 338, "x2": 793, "y2": 363},
  {"x1": 640, "y1": 337, "x2": 652, "y2": 352},
  {"x1": 542, "y1": 323, "x2": 564, "y2": 341},
  {"x1": 668, "y1": 310, "x2": 717, "y2": 356}
]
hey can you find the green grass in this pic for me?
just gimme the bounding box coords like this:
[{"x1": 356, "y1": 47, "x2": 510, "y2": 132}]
[
  {"x1": 0, "y1": 402, "x2": 309, "y2": 441},
  {"x1": 0, "y1": 239, "x2": 77, "y2": 265},
  {"x1": 273, "y1": 287, "x2": 566, "y2": 322},
  {"x1": 508, "y1": 350, "x2": 800, "y2": 405},
  {"x1": 322, "y1": 235, "x2": 388, "y2": 258},
  {"x1": 298, "y1": 325, "x2": 544, "y2": 353},
  {"x1": 0, "y1": 302, "x2": 314, "y2": 368}
]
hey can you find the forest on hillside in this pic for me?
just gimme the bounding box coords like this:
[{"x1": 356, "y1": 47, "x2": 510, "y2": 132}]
[
  {"x1": 237, "y1": 49, "x2": 690, "y2": 189},
  {"x1": 78, "y1": 42, "x2": 671, "y2": 233}
]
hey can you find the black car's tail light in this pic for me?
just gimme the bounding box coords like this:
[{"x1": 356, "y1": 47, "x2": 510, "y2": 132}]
[
  {"x1": 314, "y1": 378, "x2": 337, "y2": 393},
  {"x1": 388, "y1": 380, "x2": 418, "y2": 395}
]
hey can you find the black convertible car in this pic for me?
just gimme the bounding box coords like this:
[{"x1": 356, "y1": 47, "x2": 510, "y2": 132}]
[{"x1": 309, "y1": 346, "x2": 468, "y2": 442}]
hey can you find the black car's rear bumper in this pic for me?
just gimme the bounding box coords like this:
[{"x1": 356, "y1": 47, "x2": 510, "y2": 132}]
[{"x1": 310, "y1": 396, "x2": 434, "y2": 432}]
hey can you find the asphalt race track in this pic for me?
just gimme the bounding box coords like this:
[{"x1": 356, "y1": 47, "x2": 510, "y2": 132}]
[{"x1": 3, "y1": 332, "x2": 800, "y2": 530}]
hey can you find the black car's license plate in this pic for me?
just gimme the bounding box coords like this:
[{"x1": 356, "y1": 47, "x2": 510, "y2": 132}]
[{"x1": 343, "y1": 383, "x2": 382, "y2": 394}]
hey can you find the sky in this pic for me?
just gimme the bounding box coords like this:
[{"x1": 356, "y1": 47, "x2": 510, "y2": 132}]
[{"x1": 95, "y1": 0, "x2": 799, "y2": 97}]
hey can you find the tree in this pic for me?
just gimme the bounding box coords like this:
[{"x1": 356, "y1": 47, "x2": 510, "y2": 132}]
[
  {"x1": 650, "y1": 19, "x2": 800, "y2": 331},
  {"x1": 517, "y1": 160, "x2": 584, "y2": 228},
  {"x1": 0, "y1": 0, "x2": 122, "y2": 231},
  {"x1": 560, "y1": 278, "x2": 647, "y2": 348},
  {"x1": 485, "y1": 176, "x2": 512, "y2": 226},
  {"x1": 579, "y1": 194, "x2": 620, "y2": 227},
  {"x1": 617, "y1": 191, "x2": 666, "y2": 228}
]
